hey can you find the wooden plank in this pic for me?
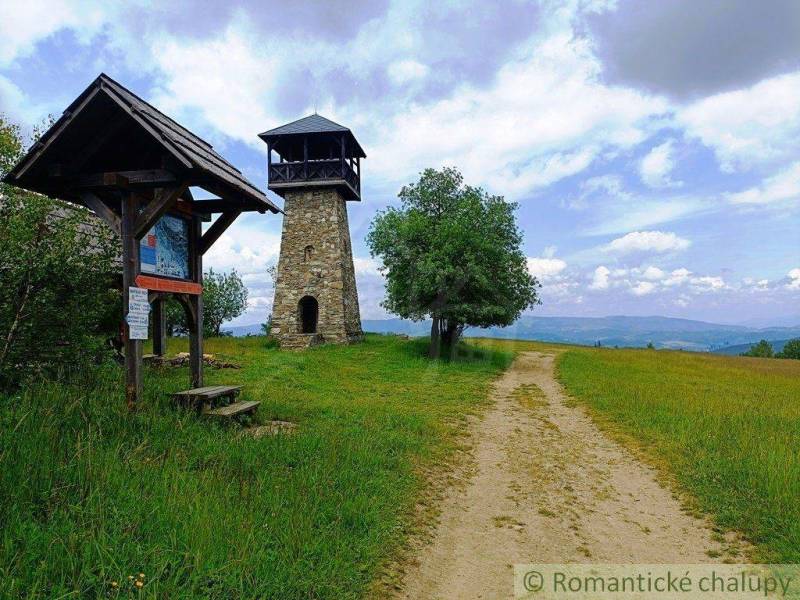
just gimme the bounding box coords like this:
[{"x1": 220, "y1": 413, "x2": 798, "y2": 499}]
[
  {"x1": 69, "y1": 169, "x2": 178, "y2": 188},
  {"x1": 174, "y1": 384, "x2": 239, "y2": 396},
  {"x1": 172, "y1": 385, "x2": 241, "y2": 401},
  {"x1": 135, "y1": 275, "x2": 202, "y2": 295},
  {"x1": 205, "y1": 400, "x2": 260, "y2": 418}
]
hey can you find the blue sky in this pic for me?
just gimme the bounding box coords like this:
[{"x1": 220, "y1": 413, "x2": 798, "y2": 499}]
[{"x1": 1, "y1": 0, "x2": 798, "y2": 327}]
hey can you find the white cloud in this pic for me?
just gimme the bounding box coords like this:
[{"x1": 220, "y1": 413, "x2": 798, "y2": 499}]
[
  {"x1": 690, "y1": 275, "x2": 726, "y2": 292},
  {"x1": 663, "y1": 267, "x2": 691, "y2": 286},
  {"x1": 353, "y1": 256, "x2": 382, "y2": 276},
  {"x1": 386, "y1": 59, "x2": 429, "y2": 85},
  {"x1": 788, "y1": 268, "x2": 800, "y2": 290},
  {"x1": 203, "y1": 220, "x2": 280, "y2": 276},
  {"x1": 149, "y1": 18, "x2": 280, "y2": 149},
  {"x1": 605, "y1": 230, "x2": 691, "y2": 255},
  {"x1": 726, "y1": 161, "x2": 800, "y2": 206},
  {"x1": 527, "y1": 256, "x2": 567, "y2": 280},
  {"x1": 639, "y1": 140, "x2": 681, "y2": 188},
  {"x1": 363, "y1": 31, "x2": 667, "y2": 197},
  {"x1": 630, "y1": 281, "x2": 656, "y2": 296},
  {"x1": 0, "y1": 0, "x2": 103, "y2": 66},
  {"x1": 589, "y1": 265, "x2": 610, "y2": 290},
  {"x1": 641, "y1": 266, "x2": 665, "y2": 280},
  {"x1": 678, "y1": 71, "x2": 800, "y2": 172}
]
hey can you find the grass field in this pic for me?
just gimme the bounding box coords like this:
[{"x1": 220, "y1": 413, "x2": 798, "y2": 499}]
[
  {"x1": 0, "y1": 334, "x2": 511, "y2": 599},
  {"x1": 555, "y1": 346, "x2": 800, "y2": 563}
]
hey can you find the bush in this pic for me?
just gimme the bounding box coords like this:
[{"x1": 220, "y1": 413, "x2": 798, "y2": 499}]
[{"x1": 0, "y1": 115, "x2": 118, "y2": 388}]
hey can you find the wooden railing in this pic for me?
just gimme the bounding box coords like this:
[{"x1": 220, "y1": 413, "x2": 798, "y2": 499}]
[{"x1": 269, "y1": 159, "x2": 359, "y2": 192}]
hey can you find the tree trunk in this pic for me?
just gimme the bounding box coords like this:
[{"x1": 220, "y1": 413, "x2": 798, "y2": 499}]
[
  {"x1": 429, "y1": 315, "x2": 441, "y2": 358},
  {"x1": 441, "y1": 321, "x2": 463, "y2": 360},
  {"x1": 0, "y1": 278, "x2": 32, "y2": 370}
]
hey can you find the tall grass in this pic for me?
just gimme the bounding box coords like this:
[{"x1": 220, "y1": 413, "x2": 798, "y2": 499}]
[
  {"x1": 557, "y1": 347, "x2": 800, "y2": 563},
  {"x1": 0, "y1": 334, "x2": 511, "y2": 599}
]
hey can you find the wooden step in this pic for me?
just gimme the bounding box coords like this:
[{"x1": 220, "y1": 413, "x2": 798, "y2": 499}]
[
  {"x1": 172, "y1": 385, "x2": 242, "y2": 404},
  {"x1": 205, "y1": 400, "x2": 261, "y2": 418}
]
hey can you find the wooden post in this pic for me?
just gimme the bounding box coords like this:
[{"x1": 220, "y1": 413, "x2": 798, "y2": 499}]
[
  {"x1": 340, "y1": 134, "x2": 345, "y2": 177},
  {"x1": 189, "y1": 216, "x2": 203, "y2": 388},
  {"x1": 267, "y1": 141, "x2": 272, "y2": 182},
  {"x1": 303, "y1": 136, "x2": 308, "y2": 179},
  {"x1": 121, "y1": 192, "x2": 142, "y2": 409},
  {"x1": 152, "y1": 298, "x2": 166, "y2": 356}
]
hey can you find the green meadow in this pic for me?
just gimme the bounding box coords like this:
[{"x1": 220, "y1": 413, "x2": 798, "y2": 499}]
[
  {"x1": 2, "y1": 335, "x2": 799, "y2": 599},
  {"x1": 556, "y1": 346, "x2": 800, "y2": 563},
  {"x1": 0, "y1": 335, "x2": 511, "y2": 599}
]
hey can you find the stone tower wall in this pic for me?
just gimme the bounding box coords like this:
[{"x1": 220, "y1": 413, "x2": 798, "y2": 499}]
[{"x1": 271, "y1": 188, "x2": 363, "y2": 347}]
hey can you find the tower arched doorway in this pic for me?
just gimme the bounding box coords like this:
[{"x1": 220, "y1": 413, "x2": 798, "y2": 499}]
[{"x1": 298, "y1": 296, "x2": 319, "y2": 333}]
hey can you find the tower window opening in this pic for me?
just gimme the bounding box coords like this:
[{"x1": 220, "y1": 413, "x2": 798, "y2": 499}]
[{"x1": 303, "y1": 245, "x2": 314, "y2": 262}]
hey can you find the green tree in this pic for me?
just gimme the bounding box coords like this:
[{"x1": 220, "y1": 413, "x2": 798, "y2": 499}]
[
  {"x1": 0, "y1": 114, "x2": 117, "y2": 389},
  {"x1": 165, "y1": 268, "x2": 249, "y2": 337},
  {"x1": 204, "y1": 267, "x2": 248, "y2": 336},
  {"x1": 776, "y1": 338, "x2": 800, "y2": 359},
  {"x1": 741, "y1": 339, "x2": 774, "y2": 358},
  {"x1": 367, "y1": 167, "x2": 540, "y2": 358}
]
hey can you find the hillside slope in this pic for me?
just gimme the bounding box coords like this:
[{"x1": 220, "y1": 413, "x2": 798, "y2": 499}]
[{"x1": 361, "y1": 315, "x2": 800, "y2": 351}]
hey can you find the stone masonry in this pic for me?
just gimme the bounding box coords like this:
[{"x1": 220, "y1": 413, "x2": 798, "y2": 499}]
[{"x1": 271, "y1": 188, "x2": 363, "y2": 349}]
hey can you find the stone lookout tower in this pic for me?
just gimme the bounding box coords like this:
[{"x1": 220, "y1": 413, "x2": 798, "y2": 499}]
[{"x1": 260, "y1": 114, "x2": 365, "y2": 349}]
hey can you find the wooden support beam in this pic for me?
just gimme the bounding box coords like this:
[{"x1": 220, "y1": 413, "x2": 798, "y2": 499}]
[
  {"x1": 121, "y1": 192, "x2": 142, "y2": 410},
  {"x1": 152, "y1": 297, "x2": 167, "y2": 357},
  {"x1": 189, "y1": 217, "x2": 204, "y2": 388},
  {"x1": 199, "y1": 210, "x2": 240, "y2": 255},
  {"x1": 68, "y1": 169, "x2": 178, "y2": 189},
  {"x1": 79, "y1": 191, "x2": 121, "y2": 236},
  {"x1": 134, "y1": 182, "x2": 188, "y2": 239},
  {"x1": 303, "y1": 136, "x2": 308, "y2": 179}
]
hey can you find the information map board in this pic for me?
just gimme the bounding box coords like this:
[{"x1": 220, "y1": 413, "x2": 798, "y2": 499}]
[{"x1": 140, "y1": 214, "x2": 190, "y2": 280}]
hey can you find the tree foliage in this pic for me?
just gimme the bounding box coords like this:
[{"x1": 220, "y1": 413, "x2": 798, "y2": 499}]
[
  {"x1": 776, "y1": 338, "x2": 800, "y2": 360},
  {"x1": 0, "y1": 114, "x2": 118, "y2": 389},
  {"x1": 367, "y1": 167, "x2": 540, "y2": 357},
  {"x1": 741, "y1": 339, "x2": 774, "y2": 358},
  {"x1": 165, "y1": 268, "x2": 248, "y2": 337}
]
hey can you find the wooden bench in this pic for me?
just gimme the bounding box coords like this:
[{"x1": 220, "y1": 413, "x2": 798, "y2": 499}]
[{"x1": 171, "y1": 385, "x2": 259, "y2": 419}]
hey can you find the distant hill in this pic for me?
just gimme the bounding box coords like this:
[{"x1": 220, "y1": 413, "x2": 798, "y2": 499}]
[
  {"x1": 361, "y1": 315, "x2": 800, "y2": 352},
  {"x1": 224, "y1": 323, "x2": 265, "y2": 336},
  {"x1": 712, "y1": 339, "x2": 791, "y2": 356}
]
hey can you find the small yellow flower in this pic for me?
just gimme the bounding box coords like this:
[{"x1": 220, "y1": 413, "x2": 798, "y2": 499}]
[
  {"x1": 128, "y1": 575, "x2": 134, "y2": 580},
  {"x1": 138, "y1": 573, "x2": 145, "y2": 579},
  {"x1": 111, "y1": 581, "x2": 118, "y2": 588},
  {"x1": 135, "y1": 580, "x2": 144, "y2": 589}
]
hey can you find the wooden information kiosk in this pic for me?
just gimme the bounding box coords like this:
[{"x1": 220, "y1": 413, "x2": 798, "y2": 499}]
[{"x1": 3, "y1": 73, "x2": 280, "y2": 409}]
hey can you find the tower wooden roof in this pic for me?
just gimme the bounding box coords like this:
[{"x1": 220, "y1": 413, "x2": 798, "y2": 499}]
[{"x1": 259, "y1": 114, "x2": 366, "y2": 158}]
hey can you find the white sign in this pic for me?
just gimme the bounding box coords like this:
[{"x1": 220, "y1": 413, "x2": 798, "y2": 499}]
[{"x1": 126, "y1": 286, "x2": 150, "y2": 340}]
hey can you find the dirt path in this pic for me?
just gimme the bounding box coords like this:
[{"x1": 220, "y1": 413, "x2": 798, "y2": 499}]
[{"x1": 396, "y1": 352, "x2": 735, "y2": 599}]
